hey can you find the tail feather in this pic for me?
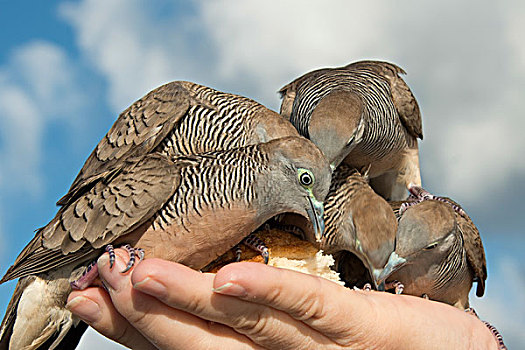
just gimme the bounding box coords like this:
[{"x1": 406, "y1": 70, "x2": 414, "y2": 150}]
[
  {"x1": 38, "y1": 321, "x2": 88, "y2": 350},
  {"x1": 0, "y1": 277, "x2": 35, "y2": 350},
  {"x1": 0, "y1": 273, "x2": 87, "y2": 349}
]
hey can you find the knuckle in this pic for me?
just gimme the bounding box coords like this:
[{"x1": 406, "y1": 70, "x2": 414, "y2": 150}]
[
  {"x1": 182, "y1": 293, "x2": 208, "y2": 316},
  {"x1": 234, "y1": 308, "x2": 275, "y2": 336},
  {"x1": 289, "y1": 277, "x2": 328, "y2": 321}
]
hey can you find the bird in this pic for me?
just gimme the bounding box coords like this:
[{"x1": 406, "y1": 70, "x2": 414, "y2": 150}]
[
  {"x1": 378, "y1": 199, "x2": 487, "y2": 309},
  {"x1": 270, "y1": 165, "x2": 398, "y2": 289},
  {"x1": 0, "y1": 136, "x2": 331, "y2": 349},
  {"x1": 319, "y1": 165, "x2": 398, "y2": 289},
  {"x1": 58, "y1": 80, "x2": 299, "y2": 206},
  {"x1": 279, "y1": 60, "x2": 423, "y2": 201}
]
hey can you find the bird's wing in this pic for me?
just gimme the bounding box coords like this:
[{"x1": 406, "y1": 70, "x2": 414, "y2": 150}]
[
  {"x1": 344, "y1": 61, "x2": 423, "y2": 140},
  {"x1": 57, "y1": 81, "x2": 209, "y2": 206},
  {"x1": 458, "y1": 213, "x2": 487, "y2": 297},
  {"x1": 439, "y1": 196, "x2": 487, "y2": 297},
  {"x1": 1, "y1": 153, "x2": 193, "y2": 282}
]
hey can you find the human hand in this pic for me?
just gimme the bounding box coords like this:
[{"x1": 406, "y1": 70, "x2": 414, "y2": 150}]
[{"x1": 67, "y1": 248, "x2": 498, "y2": 349}]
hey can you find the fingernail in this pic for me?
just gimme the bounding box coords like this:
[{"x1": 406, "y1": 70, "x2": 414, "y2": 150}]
[
  {"x1": 66, "y1": 296, "x2": 101, "y2": 324},
  {"x1": 97, "y1": 254, "x2": 109, "y2": 268},
  {"x1": 133, "y1": 277, "x2": 167, "y2": 298},
  {"x1": 212, "y1": 282, "x2": 247, "y2": 297}
]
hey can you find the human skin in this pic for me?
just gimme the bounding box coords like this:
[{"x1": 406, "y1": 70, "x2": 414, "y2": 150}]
[{"x1": 66, "y1": 249, "x2": 498, "y2": 349}]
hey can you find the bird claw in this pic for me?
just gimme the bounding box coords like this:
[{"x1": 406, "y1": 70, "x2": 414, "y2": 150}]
[
  {"x1": 107, "y1": 244, "x2": 145, "y2": 273},
  {"x1": 404, "y1": 186, "x2": 467, "y2": 217},
  {"x1": 105, "y1": 244, "x2": 115, "y2": 268},
  {"x1": 242, "y1": 234, "x2": 270, "y2": 264},
  {"x1": 121, "y1": 244, "x2": 139, "y2": 273},
  {"x1": 394, "y1": 282, "x2": 404, "y2": 294},
  {"x1": 71, "y1": 244, "x2": 144, "y2": 290},
  {"x1": 385, "y1": 280, "x2": 404, "y2": 294},
  {"x1": 421, "y1": 293, "x2": 429, "y2": 300},
  {"x1": 363, "y1": 283, "x2": 372, "y2": 291}
]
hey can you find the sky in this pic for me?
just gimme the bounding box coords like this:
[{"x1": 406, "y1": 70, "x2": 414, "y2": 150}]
[{"x1": 0, "y1": 0, "x2": 524, "y2": 348}]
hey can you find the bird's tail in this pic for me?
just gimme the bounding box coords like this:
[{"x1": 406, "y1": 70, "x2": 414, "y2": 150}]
[
  {"x1": 0, "y1": 275, "x2": 87, "y2": 350},
  {"x1": 0, "y1": 277, "x2": 31, "y2": 350}
]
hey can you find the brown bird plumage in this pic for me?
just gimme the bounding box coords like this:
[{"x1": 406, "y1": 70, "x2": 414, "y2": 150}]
[
  {"x1": 0, "y1": 80, "x2": 327, "y2": 350},
  {"x1": 279, "y1": 60, "x2": 423, "y2": 201},
  {"x1": 1, "y1": 137, "x2": 331, "y2": 349},
  {"x1": 320, "y1": 165, "x2": 398, "y2": 288},
  {"x1": 274, "y1": 165, "x2": 398, "y2": 289},
  {"x1": 58, "y1": 80, "x2": 298, "y2": 206},
  {"x1": 379, "y1": 199, "x2": 487, "y2": 309}
]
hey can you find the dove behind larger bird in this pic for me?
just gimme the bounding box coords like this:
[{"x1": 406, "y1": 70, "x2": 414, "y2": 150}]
[{"x1": 279, "y1": 60, "x2": 423, "y2": 201}]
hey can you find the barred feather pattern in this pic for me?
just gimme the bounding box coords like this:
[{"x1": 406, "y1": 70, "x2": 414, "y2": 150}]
[
  {"x1": 156, "y1": 85, "x2": 264, "y2": 157},
  {"x1": 289, "y1": 68, "x2": 406, "y2": 160},
  {"x1": 432, "y1": 230, "x2": 467, "y2": 295},
  {"x1": 152, "y1": 145, "x2": 270, "y2": 232},
  {"x1": 322, "y1": 167, "x2": 368, "y2": 247}
]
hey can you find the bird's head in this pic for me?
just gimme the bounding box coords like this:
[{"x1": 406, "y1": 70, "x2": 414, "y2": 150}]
[
  {"x1": 308, "y1": 90, "x2": 364, "y2": 168},
  {"x1": 259, "y1": 136, "x2": 332, "y2": 242},
  {"x1": 376, "y1": 200, "x2": 458, "y2": 287}
]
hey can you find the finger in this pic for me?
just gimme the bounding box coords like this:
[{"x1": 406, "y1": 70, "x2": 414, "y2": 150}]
[
  {"x1": 212, "y1": 262, "x2": 377, "y2": 343},
  {"x1": 67, "y1": 287, "x2": 155, "y2": 350},
  {"x1": 131, "y1": 259, "x2": 338, "y2": 349},
  {"x1": 98, "y1": 248, "x2": 258, "y2": 350}
]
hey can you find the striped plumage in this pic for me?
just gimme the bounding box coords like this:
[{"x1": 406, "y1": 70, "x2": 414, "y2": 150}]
[
  {"x1": 381, "y1": 200, "x2": 487, "y2": 309},
  {"x1": 59, "y1": 81, "x2": 298, "y2": 206},
  {"x1": 320, "y1": 165, "x2": 397, "y2": 288},
  {"x1": 279, "y1": 60, "x2": 423, "y2": 200},
  {"x1": 0, "y1": 82, "x2": 327, "y2": 350}
]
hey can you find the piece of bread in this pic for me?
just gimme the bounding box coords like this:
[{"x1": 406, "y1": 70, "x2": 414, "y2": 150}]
[{"x1": 204, "y1": 228, "x2": 345, "y2": 286}]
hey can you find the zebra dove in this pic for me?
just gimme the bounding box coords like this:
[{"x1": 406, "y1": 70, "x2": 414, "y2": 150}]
[
  {"x1": 0, "y1": 136, "x2": 330, "y2": 349},
  {"x1": 272, "y1": 165, "x2": 397, "y2": 289},
  {"x1": 279, "y1": 60, "x2": 423, "y2": 201},
  {"x1": 0, "y1": 80, "x2": 328, "y2": 350},
  {"x1": 378, "y1": 199, "x2": 487, "y2": 309},
  {"x1": 320, "y1": 165, "x2": 398, "y2": 289},
  {"x1": 59, "y1": 80, "x2": 298, "y2": 206}
]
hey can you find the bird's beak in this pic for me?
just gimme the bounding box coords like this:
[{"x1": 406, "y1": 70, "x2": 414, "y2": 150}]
[
  {"x1": 371, "y1": 268, "x2": 385, "y2": 291},
  {"x1": 376, "y1": 251, "x2": 407, "y2": 286},
  {"x1": 306, "y1": 194, "x2": 325, "y2": 242}
]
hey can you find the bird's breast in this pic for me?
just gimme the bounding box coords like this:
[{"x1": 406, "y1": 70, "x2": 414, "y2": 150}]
[{"x1": 133, "y1": 204, "x2": 259, "y2": 270}]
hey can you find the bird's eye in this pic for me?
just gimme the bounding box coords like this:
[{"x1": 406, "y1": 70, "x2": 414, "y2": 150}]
[
  {"x1": 424, "y1": 242, "x2": 438, "y2": 250},
  {"x1": 298, "y1": 168, "x2": 315, "y2": 188}
]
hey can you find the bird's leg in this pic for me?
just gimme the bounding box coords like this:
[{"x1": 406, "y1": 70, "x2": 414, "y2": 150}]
[
  {"x1": 233, "y1": 244, "x2": 243, "y2": 262},
  {"x1": 70, "y1": 244, "x2": 145, "y2": 290},
  {"x1": 398, "y1": 200, "x2": 419, "y2": 216},
  {"x1": 242, "y1": 234, "x2": 270, "y2": 264},
  {"x1": 401, "y1": 186, "x2": 466, "y2": 217},
  {"x1": 421, "y1": 293, "x2": 429, "y2": 300},
  {"x1": 70, "y1": 260, "x2": 99, "y2": 290}
]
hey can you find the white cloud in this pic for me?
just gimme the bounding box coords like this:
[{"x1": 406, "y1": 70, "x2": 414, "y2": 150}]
[
  {"x1": 59, "y1": 0, "x2": 525, "y2": 209},
  {"x1": 0, "y1": 41, "x2": 87, "y2": 196},
  {"x1": 59, "y1": 0, "x2": 209, "y2": 113},
  {"x1": 470, "y1": 253, "x2": 525, "y2": 348},
  {"x1": 196, "y1": 0, "x2": 391, "y2": 107}
]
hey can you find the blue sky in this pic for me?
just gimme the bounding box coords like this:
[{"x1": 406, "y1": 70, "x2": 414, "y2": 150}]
[{"x1": 0, "y1": 1, "x2": 524, "y2": 348}]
